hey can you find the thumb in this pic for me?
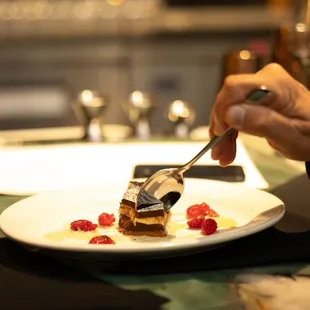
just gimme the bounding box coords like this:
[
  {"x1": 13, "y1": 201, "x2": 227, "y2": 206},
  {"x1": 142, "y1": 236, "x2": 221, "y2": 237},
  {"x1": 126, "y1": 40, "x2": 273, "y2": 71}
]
[{"x1": 225, "y1": 104, "x2": 293, "y2": 143}]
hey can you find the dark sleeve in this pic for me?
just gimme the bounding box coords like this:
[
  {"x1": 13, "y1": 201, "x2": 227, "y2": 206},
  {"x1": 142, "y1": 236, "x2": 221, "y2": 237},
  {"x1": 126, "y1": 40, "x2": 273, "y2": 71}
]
[{"x1": 306, "y1": 162, "x2": 310, "y2": 179}]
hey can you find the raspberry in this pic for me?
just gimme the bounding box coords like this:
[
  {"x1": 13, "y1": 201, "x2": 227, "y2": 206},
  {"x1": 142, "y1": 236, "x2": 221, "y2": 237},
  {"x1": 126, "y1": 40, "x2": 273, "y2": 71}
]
[
  {"x1": 201, "y1": 218, "x2": 218, "y2": 235},
  {"x1": 98, "y1": 213, "x2": 115, "y2": 226},
  {"x1": 186, "y1": 202, "x2": 210, "y2": 219},
  {"x1": 70, "y1": 220, "x2": 97, "y2": 232},
  {"x1": 207, "y1": 209, "x2": 219, "y2": 217},
  {"x1": 187, "y1": 218, "x2": 204, "y2": 229},
  {"x1": 89, "y1": 235, "x2": 115, "y2": 244}
]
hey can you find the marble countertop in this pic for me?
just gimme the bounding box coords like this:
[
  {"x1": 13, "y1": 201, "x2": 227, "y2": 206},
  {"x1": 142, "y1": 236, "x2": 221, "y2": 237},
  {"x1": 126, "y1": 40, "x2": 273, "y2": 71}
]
[{"x1": 238, "y1": 133, "x2": 304, "y2": 188}]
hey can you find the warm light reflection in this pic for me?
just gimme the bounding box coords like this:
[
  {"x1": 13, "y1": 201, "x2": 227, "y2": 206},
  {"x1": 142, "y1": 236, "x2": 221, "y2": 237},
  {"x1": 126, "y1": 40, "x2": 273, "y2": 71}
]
[
  {"x1": 79, "y1": 89, "x2": 107, "y2": 108},
  {"x1": 107, "y1": 0, "x2": 125, "y2": 6},
  {"x1": 122, "y1": 1, "x2": 144, "y2": 19},
  {"x1": 131, "y1": 90, "x2": 143, "y2": 104},
  {"x1": 168, "y1": 100, "x2": 191, "y2": 122},
  {"x1": 296, "y1": 23, "x2": 306, "y2": 33},
  {"x1": 130, "y1": 91, "x2": 151, "y2": 108},
  {"x1": 80, "y1": 90, "x2": 93, "y2": 105},
  {"x1": 73, "y1": 1, "x2": 94, "y2": 20},
  {"x1": 239, "y1": 50, "x2": 251, "y2": 60}
]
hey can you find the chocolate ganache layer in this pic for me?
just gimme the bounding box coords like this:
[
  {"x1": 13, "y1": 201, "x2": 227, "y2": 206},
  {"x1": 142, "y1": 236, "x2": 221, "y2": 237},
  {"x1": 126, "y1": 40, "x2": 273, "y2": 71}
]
[{"x1": 118, "y1": 180, "x2": 169, "y2": 237}]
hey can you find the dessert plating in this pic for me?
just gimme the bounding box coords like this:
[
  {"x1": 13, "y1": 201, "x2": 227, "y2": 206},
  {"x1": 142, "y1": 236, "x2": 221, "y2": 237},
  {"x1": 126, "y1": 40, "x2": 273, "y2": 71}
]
[{"x1": 118, "y1": 181, "x2": 170, "y2": 237}]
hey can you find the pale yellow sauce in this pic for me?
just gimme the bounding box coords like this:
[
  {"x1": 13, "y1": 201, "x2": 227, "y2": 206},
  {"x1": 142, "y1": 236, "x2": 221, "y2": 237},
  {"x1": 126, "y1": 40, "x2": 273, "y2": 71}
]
[
  {"x1": 212, "y1": 216, "x2": 237, "y2": 229},
  {"x1": 44, "y1": 216, "x2": 237, "y2": 242},
  {"x1": 44, "y1": 223, "x2": 118, "y2": 242},
  {"x1": 167, "y1": 216, "x2": 237, "y2": 235}
]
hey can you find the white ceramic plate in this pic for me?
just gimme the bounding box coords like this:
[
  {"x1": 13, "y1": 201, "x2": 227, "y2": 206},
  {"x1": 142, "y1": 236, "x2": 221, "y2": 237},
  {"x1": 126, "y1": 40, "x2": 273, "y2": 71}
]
[{"x1": 0, "y1": 179, "x2": 284, "y2": 260}]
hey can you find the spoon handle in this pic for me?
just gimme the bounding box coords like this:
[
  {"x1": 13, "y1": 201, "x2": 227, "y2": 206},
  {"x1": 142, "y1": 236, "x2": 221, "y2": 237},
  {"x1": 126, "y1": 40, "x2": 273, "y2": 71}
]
[{"x1": 179, "y1": 86, "x2": 272, "y2": 172}]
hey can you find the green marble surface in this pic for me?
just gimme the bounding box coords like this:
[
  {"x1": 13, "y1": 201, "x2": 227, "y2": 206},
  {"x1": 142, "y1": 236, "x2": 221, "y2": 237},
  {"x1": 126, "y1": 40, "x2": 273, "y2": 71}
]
[
  {"x1": 0, "y1": 138, "x2": 306, "y2": 309},
  {"x1": 91, "y1": 264, "x2": 310, "y2": 310}
]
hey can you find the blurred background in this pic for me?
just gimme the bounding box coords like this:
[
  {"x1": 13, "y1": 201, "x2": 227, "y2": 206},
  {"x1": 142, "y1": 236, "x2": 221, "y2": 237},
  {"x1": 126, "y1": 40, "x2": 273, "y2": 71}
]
[{"x1": 0, "y1": 0, "x2": 307, "y2": 142}]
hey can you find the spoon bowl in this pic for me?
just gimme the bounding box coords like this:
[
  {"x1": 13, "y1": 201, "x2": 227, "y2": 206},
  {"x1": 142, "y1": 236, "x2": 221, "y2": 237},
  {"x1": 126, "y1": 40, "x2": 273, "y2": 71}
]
[{"x1": 138, "y1": 168, "x2": 184, "y2": 211}]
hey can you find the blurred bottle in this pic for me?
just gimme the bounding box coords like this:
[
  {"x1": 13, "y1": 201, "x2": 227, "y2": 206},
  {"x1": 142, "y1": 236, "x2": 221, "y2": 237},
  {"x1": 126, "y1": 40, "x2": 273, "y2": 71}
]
[
  {"x1": 224, "y1": 50, "x2": 260, "y2": 75},
  {"x1": 219, "y1": 49, "x2": 261, "y2": 91},
  {"x1": 272, "y1": 0, "x2": 310, "y2": 88}
]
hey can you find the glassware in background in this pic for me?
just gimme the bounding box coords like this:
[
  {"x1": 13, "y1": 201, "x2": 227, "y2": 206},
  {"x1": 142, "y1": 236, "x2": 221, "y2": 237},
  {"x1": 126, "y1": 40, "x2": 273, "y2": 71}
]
[
  {"x1": 123, "y1": 91, "x2": 156, "y2": 141},
  {"x1": 75, "y1": 90, "x2": 109, "y2": 142},
  {"x1": 167, "y1": 100, "x2": 196, "y2": 139},
  {"x1": 272, "y1": 0, "x2": 310, "y2": 87},
  {"x1": 273, "y1": 23, "x2": 310, "y2": 88}
]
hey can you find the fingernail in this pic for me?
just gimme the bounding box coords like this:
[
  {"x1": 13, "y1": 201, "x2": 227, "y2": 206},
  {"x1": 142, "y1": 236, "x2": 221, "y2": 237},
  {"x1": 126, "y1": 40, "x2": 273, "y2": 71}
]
[{"x1": 226, "y1": 106, "x2": 246, "y2": 128}]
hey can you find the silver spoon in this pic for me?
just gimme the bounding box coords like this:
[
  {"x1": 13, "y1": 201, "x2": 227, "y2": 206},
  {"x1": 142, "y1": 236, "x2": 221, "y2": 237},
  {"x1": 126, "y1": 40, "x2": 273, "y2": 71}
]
[{"x1": 137, "y1": 86, "x2": 272, "y2": 212}]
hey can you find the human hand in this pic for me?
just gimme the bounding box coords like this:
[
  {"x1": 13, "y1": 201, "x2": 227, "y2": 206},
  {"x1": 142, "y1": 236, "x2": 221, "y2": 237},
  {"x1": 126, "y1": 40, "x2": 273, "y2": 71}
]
[{"x1": 209, "y1": 63, "x2": 310, "y2": 166}]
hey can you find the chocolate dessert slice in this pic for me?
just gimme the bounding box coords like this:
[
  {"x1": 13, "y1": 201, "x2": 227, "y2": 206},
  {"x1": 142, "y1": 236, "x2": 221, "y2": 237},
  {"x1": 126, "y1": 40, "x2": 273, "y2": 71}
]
[{"x1": 118, "y1": 181, "x2": 170, "y2": 237}]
